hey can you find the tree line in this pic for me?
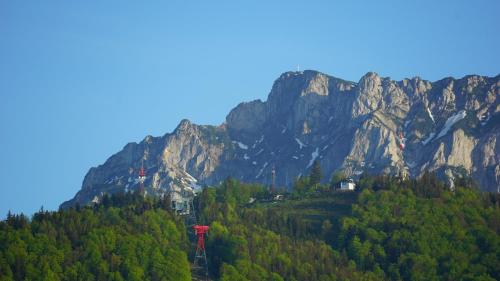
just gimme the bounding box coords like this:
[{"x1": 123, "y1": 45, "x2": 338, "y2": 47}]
[
  {"x1": 1, "y1": 165, "x2": 499, "y2": 280},
  {"x1": 0, "y1": 193, "x2": 191, "y2": 281}
]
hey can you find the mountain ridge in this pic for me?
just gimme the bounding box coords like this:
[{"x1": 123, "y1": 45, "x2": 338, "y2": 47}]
[{"x1": 61, "y1": 70, "x2": 500, "y2": 208}]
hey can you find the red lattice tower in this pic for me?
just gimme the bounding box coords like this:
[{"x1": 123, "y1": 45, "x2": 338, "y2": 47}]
[{"x1": 193, "y1": 225, "x2": 209, "y2": 278}]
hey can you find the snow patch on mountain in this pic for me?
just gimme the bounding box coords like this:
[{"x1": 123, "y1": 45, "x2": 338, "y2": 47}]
[
  {"x1": 307, "y1": 147, "x2": 319, "y2": 168},
  {"x1": 435, "y1": 110, "x2": 466, "y2": 140},
  {"x1": 426, "y1": 106, "x2": 435, "y2": 123},
  {"x1": 295, "y1": 138, "x2": 306, "y2": 149},
  {"x1": 422, "y1": 133, "x2": 436, "y2": 145},
  {"x1": 232, "y1": 141, "x2": 248, "y2": 149},
  {"x1": 255, "y1": 162, "x2": 268, "y2": 178}
]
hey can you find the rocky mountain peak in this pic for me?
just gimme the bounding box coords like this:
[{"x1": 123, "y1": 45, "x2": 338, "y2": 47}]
[
  {"x1": 300, "y1": 71, "x2": 330, "y2": 97},
  {"x1": 359, "y1": 71, "x2": 381, "y2": 83},
  {"x1": 175, "y1": 119, "x2": 194, "y2": 132},
  {"x1": 226, "y1": 100, "x2": 266, "y2": 134},
  {"x1": 352, "y1": 72, "x2": 384, "y2": 120},
  {"x1": 61, "y1": 70, "x2": 500, "y2": 208},
  {"x1": 268, "y1": 70, "x2": 334, "y2": 101},
  {"x1": 358, "y1": 72, "x2": 383, "y2": 92}
]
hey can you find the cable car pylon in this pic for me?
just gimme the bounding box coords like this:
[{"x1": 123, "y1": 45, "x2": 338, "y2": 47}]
[{"x1": 193, "y1": 225, "x2": 209, "y2": 280}]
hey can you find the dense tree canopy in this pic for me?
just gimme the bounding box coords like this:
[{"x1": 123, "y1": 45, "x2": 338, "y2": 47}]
[
  {"x1": 338, "y1": 180, "x2": 500, "y2": 280},
  {"x1": 0, "y1": 194, "x2": 191, "y2": 281},
  {"x1": 197, "y1": 174, "x2": 500, "y2": 281},
  {"x1": 1, "y1": 173, "x2": 499, "y2": 281}
]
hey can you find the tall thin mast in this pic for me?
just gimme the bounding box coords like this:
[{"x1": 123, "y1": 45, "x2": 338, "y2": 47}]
[{"x1": 138, "y1": 160, "x2": 146, "y2": 195}]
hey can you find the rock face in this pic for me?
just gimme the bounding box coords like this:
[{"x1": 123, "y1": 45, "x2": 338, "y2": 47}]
[{"x1": 61, "y1": 70, "x2": 500, "y2": 207}]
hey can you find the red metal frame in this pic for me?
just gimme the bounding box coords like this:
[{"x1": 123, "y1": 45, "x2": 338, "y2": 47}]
[{"x1": 193, "y1": 225, "x2": 209, "y2": 251}]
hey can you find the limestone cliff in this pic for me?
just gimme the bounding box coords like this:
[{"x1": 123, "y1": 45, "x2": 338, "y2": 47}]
[{"x1": 61, "y1": 70, "x2": 500, "y2": 207}]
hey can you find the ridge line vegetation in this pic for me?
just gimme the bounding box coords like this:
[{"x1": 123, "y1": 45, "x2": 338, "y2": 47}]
[{"x1": 1, "y1": 170, "x2": 499, "y2": 280}]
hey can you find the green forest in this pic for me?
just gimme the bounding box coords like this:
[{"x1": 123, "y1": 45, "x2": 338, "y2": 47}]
[
  {"x1": 0, "y1": 195, "x2": 191, "y2": 281},
  {"x1": 1, "y1": 169, "x2": 499, "y2": 281}
]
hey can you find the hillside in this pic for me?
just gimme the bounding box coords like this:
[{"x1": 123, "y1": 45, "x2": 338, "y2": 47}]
[
  {"x1": 0, "y1": 194, "x2": 191, "y2": 281},
  {"x1": 197, "y1": 175, "x2": 500, "y2": 280},
  {"x1": 4, "y1": 174, "x2": 499, "y2": 280}
]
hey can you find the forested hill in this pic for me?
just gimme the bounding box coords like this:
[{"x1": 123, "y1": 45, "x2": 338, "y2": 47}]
[
  {"x1": 0, "y1": 195, "x2": 192, "y2": 281},
  {"x1": 2, "y1": 174, "x2": 500, "y2": 280}
]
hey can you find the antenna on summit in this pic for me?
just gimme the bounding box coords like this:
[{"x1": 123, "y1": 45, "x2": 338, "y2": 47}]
[{"x1": 297, "y1": 64, "x2": 300, "y2": 72}]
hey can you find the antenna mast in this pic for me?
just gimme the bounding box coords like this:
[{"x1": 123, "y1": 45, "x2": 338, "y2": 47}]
[
  {"x1": 271, "y1": 165, "x2": 276, "y2": 193},
  {"x1": 138, "y1": 160, "x2": 146, "y2": 196}
]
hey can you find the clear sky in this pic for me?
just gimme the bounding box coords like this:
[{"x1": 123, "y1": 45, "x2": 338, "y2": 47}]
[{"x1": 1, "y1": 0, "x2": 499, "y2": 217}]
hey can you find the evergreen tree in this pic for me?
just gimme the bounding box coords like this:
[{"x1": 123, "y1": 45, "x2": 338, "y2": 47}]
[
  {"x1": 309, "y1": 160, "x2": 322, "y2": 186},
  {"x1": 330, "y1": 170, "x2": 345, "y2": 189}
]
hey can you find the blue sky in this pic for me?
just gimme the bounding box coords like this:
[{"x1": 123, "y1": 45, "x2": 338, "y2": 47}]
[{"x1": 1, "y1": 0, "x2": 499, "y2": 217}]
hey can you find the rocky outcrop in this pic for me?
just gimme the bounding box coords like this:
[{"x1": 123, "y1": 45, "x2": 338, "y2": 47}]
[
  {"x1": 61, "y1": 70, "x2": 500, "y2": 208},
  {"x1": 226, "y1": 100, "x2": 267, "y2": 134}
]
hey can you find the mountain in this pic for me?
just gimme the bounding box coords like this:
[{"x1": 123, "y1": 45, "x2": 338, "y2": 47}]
[{"x1": 61, "y1": 70, "x2": 500, "y2": 208}]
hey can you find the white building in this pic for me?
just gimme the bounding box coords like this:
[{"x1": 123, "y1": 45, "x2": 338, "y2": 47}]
[
  {"x1": 273, "y1": 194, "x2": 284, "y2": 201},
  {"x1": 340, "y1": 178, "x2": 356, "y2": 191}
]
